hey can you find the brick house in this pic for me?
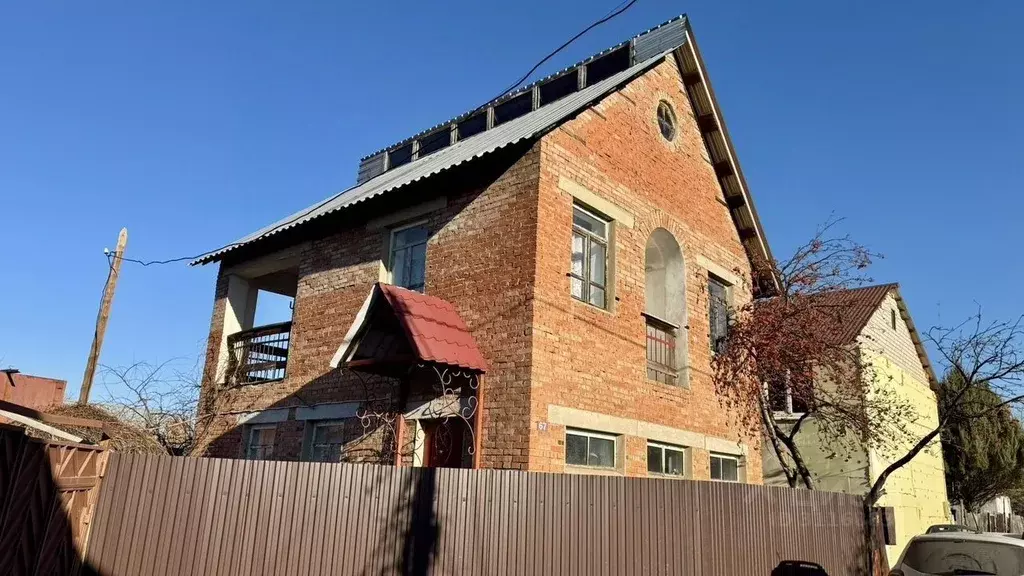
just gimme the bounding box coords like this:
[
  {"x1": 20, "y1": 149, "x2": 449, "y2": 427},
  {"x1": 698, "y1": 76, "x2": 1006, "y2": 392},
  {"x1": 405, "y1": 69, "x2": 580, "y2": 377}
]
[{"x1": 193, "y1": 15, "x2": 776, "y2": 482}]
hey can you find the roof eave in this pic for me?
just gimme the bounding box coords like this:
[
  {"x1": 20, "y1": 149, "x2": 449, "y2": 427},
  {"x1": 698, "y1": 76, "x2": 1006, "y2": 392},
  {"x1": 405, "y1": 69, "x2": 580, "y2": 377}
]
[{"x1": 675, "y1": 19, "x2": 778, "y2": 295}]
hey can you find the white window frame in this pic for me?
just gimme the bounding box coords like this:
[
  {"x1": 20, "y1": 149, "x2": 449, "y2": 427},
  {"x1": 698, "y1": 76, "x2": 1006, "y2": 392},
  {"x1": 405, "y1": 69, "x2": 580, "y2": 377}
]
[
  {"x1": 308, "y1": 420, "x2": 347, "y2": 463},
  {"x1": 647, "y1": 441, "x2": 687, "y2": 477},
  {"x1": 387, "y1": 220, "x2": 428, "y2": 292},
  {"x1": 710, "y1": 452, "x2": 741, "y2": 483},
  {"x1": 570, "y1": 205, "x2": 611, "y2": 310},
  {"x1": 565, "y1": 428, "x2": 618, "y2": 469},
  {"x1": 245, "y1": 424, "x2": 276, "y2": 461}
]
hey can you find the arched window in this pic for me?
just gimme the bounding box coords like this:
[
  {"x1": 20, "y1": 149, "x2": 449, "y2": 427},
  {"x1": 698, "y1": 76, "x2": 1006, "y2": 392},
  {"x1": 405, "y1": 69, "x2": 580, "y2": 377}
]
[{"x1": 644, "y1": 229, "x2": 686, "y2": 384}]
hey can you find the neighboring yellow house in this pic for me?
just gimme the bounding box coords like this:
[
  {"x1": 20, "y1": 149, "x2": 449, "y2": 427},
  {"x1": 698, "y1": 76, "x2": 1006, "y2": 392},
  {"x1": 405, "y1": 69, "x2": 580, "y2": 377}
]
[{"x1": 763, "y1": 283, "x2": 950, "y2": 563}]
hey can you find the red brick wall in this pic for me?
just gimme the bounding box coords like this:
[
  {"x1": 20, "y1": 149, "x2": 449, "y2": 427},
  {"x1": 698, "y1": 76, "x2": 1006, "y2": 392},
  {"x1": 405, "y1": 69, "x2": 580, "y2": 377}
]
[
  {"x1": 196, "y1": 57, "x2": 762, "y2": 481},
  {"x1": 529, "y1": 58, "x2": 762, "y2": 481},
  {"x1": 197, "y1": 148, "x2": 542, "y2": 467}
]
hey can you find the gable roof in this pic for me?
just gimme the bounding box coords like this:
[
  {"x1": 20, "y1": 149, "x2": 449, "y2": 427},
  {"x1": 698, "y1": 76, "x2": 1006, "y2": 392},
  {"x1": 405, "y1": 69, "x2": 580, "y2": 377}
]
[
  {"x1": 193, "y1": 16, "x2": 774, "y2": 286},
  {"x1": 815, "y1": 283, "x2": 939, "y2": 388},
  {"x1": 814, "y1": 284, "x2": 899, "y2": 346},
  {"x1": 330, "y1": 283, "x2": 488, "y2": 373}
]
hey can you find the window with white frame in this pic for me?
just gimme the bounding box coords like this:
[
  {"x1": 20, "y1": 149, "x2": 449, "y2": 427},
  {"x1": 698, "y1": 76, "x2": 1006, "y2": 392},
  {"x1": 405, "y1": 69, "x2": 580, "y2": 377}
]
[
  {"x1": 565, "y1": 428, "x2": 616, "y2": 468},
  {"x1": 647, "y1": 442, "x2": 686, "y2": 476},
  {"x1": 708, "y1": 274, "x2": 730, "y2": 353},
  {"x1": 570, "y1": 205, "x2": 609, "y2": 309},
  {"x1": 245, "y1": 425, "x2": 276, "y2": 460},
  {"x1": 710, "y1": 453, "x2": 740, "y2": 482},
  {"x1": 389, "y1": 223, "x2": 428, "y2": 292},
  {"x1": 310, "y1": 421, "x2": 347, "y2": 462}
]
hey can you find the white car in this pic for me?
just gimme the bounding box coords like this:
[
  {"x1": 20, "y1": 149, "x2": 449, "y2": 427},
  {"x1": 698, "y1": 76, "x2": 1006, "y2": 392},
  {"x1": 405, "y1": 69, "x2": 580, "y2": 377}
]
[{"x1": 891, "y1": 532, "x2": 1024, "y2": 575}]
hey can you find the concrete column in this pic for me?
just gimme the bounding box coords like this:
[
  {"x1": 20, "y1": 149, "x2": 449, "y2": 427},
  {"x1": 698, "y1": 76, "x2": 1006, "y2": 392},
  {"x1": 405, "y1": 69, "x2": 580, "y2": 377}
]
[{"x1": 215, "y1": 274, "x2": 257, "y2": 383}]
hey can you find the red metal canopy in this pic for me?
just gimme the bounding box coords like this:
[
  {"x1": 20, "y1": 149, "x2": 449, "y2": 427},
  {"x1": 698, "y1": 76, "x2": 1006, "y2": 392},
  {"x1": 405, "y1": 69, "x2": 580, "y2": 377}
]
[{"x1": 331, "y1": 283, "x2": 488, "y2": 373}]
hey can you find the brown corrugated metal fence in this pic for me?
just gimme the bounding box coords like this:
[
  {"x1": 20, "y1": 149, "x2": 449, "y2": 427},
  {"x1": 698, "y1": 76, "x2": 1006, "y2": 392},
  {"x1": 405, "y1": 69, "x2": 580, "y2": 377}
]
[
  {"x1": 0, "y1": 424, "x2": 107, "y2": 576},
  {"x1": 85, "y1": 453, "x2": 866, "y2": 575}
]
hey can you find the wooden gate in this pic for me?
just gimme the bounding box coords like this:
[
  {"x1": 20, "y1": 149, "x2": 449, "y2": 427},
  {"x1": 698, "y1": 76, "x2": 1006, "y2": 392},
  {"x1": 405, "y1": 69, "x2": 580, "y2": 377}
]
[{"x1": 0, "y1": 424, "x2": 108, "y2": 576}]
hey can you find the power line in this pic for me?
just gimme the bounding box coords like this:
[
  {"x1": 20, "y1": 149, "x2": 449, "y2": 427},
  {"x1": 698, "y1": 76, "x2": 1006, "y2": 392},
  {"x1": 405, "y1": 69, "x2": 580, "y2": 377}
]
[
  {"x1": 488, "y1": 0, "x2": 639, "y2": 103},
  {"x1": 116, "y1": 0, "x2": 640, "y2": 268}
]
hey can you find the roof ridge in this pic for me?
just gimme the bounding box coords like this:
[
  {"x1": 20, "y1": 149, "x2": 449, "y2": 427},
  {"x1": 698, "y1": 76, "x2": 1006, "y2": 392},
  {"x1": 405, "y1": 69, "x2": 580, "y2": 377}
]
[{"x1": 356, "y1": 14, "x2": 688, "y2": 162}]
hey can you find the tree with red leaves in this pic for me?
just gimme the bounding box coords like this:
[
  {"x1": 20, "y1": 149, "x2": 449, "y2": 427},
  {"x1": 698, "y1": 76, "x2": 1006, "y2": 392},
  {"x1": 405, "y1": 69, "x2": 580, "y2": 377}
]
[
  {"x1": 713, "y1": 218, "x2": 917, "y2": 490},
  {"x1": 714, "y1": 217, "x2": 1024, "y2": 573}
]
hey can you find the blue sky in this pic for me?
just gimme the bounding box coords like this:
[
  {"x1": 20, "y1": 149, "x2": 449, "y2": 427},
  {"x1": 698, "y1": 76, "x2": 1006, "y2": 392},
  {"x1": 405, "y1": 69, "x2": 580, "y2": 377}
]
[{"x1": 1, "y1": 0, "x2": 1021, "y2": 399}]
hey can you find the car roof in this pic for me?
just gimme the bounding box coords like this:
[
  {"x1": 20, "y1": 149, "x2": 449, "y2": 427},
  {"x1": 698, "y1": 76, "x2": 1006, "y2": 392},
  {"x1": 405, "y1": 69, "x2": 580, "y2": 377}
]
[{"x1": 910, "y1": 532, "x2": 1024, "y2": 546}]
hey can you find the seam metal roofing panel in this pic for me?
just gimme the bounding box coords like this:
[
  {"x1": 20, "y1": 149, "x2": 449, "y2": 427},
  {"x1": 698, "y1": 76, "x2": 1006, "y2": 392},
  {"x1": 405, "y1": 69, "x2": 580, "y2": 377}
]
[{"x1": 193, "y1": 54, "x2": 668, "y2": 265}]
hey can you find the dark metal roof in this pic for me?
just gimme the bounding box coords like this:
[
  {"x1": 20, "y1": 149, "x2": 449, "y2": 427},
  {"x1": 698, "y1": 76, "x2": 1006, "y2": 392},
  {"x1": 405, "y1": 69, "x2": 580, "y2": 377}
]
[
  {"x1": 193, "y1": 51, "x2": 668, "y2": 265},
  {"x1": 356, "y1": 15, "x2": 688, "y2": 164},
  {"x1": 193, "y1": 15, "x2": 776, "y2": 276}
]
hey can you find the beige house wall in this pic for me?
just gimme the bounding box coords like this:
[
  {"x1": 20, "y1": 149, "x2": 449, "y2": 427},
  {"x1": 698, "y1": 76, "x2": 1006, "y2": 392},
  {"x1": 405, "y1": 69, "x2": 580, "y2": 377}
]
[
  {"x1": 762, "y1": 417, "x2": 871, "y2": 495},
  {"x1": 863, "y1": 293, "x2": 950, "y2": 561},
  {"x1": 762, "y1": 290, "x2": 950, "y2": 564}
]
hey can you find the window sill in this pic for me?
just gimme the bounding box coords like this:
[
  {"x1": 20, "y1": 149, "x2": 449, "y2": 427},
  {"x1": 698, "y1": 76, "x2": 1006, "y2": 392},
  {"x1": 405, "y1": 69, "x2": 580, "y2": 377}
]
[
  {"x1": 222, "y1": 377, "x2": 285, "y2": 390},
  {"x1": 772, "y1": 411, "x2": 807, "y2": 422},
  {"x1": 565, "y1": 464, "x2": 623, "y2": 476},
  {"x1": 646, "y1": 367, "x2": 691, "y2": 390},
  {"x1": 570, "y1": 294, "x2": 614, "y2": 316},
  {"x1": 648, "y1": 472, "x2": 687, "y2": 480}
]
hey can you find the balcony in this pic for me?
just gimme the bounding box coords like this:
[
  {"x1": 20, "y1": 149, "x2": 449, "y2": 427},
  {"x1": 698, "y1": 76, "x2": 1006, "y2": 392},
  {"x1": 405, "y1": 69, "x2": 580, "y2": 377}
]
[
  {"x1": 226, "y1": 321, "x2": 292, "y2": 385},
  {"x1": 644, "y1": 313, "x2": 678, "y2": 385}
]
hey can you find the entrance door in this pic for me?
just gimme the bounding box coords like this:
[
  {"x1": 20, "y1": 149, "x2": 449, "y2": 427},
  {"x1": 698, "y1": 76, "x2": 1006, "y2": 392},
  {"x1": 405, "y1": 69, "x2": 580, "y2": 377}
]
[{"x1": 421, "y1": 419, "x2": 466, "y2": 468}]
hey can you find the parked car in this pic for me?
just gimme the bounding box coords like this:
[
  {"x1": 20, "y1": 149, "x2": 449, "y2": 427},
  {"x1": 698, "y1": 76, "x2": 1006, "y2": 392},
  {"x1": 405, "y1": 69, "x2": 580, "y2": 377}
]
[
  {"x1": 890, "y1": 532, "x2": 1024, "y2": 575},
  {"x1": 926, "y1": 524, "x2": 979, "y2": 534}
]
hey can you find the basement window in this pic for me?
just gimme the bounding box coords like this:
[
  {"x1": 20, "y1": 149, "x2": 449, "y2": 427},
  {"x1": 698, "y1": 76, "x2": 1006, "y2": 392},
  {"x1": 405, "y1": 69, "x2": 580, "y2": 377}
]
[
  {"x1": 585, "y1": 45, "x2": 630, "y2": 87},
  {"x1": 457, "y1": 111, "x2": 487, "y2": 140},
  {"x1": 310, "y1": 421, "x2": 347, "y2": 462},
  {"x1": 245, "y1": 425, "x2": 276, "y2": 460},
  {"x1": 388, "y1": 143, "x2": 414, "y2": 169},
  {"x1": 565, "y1": 429, "x2": 616, "y2": 468},
  {"x1": 539, "y1": 70, "x2": 579, "y2": 105},
  {"x1": 710, "y1": 453, "x2": 741, "y2": 482},
  {"x1": 417, "y1": 129, "x2": 450, "y2": 157},
  {"x1": 493, "y1": 92, "x2": 532, "y2": 126},
  {"x1": 647, "y1": 442, "x2": 686, "y2": 477}
]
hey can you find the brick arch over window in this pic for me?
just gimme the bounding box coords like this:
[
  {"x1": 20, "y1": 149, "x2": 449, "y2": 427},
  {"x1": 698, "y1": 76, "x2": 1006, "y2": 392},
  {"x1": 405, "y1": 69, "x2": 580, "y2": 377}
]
[{"x1": 644, "y1": 228, "x2": 688, "y2": 384}]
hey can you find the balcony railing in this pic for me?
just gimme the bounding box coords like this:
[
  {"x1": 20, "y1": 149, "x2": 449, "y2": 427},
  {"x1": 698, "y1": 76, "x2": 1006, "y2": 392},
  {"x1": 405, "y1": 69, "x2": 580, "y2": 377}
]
[
  {"x1": 644, "y1": 313, "x2": 678, "y2": 385},
  {"x1": 226, "y1": 321, "x2": 292, "y2": 385}
]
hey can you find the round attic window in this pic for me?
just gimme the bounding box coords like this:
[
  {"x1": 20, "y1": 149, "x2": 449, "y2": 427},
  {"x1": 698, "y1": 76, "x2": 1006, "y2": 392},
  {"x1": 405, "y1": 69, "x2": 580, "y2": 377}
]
[{"x1": 657, "y1": 101, "x2": 677, "y2": 142}]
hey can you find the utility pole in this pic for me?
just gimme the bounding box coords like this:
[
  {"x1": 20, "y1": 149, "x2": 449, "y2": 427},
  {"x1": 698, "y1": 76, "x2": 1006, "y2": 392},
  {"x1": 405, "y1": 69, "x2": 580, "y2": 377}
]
[{"x1": 79, "y1": 228, "x2": 128, "y2": 404}]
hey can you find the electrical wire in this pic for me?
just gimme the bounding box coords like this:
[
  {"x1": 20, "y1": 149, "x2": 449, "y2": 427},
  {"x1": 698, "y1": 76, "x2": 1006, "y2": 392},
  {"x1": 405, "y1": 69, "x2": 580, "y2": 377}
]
[
  {"x1": 488, "y1": 0, "x2": 638, "y2": 103},
  {"x1": 115, "y1": 0, "x2": 640, "y2": 268}
]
